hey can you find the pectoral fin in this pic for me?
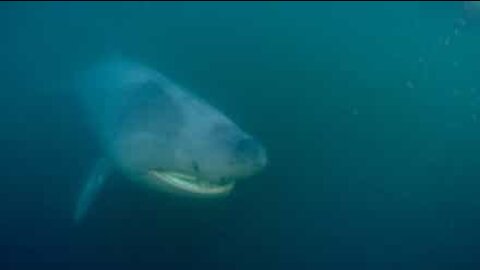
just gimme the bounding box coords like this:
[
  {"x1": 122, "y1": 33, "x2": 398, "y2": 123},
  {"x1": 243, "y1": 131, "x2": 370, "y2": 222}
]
[{"x1": 74, "y1": 158, "x2": 110, "y2": 224}]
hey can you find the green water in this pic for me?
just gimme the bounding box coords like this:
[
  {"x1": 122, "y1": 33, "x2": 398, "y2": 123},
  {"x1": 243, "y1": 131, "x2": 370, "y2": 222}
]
[{"x1": 1, "y1": 2, "x2": 480, "y2": 269}]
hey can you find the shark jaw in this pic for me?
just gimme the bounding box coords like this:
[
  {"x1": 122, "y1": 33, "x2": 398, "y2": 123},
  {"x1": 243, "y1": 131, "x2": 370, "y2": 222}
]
[{"x1": 148, "y1": 170, "x2": 236, "y2": 196}]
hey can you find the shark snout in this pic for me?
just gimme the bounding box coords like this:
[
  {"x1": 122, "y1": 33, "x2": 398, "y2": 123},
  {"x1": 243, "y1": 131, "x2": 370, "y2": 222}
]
[{"x1": 234, "y1": 137, "x2": 268, "y2": 169}]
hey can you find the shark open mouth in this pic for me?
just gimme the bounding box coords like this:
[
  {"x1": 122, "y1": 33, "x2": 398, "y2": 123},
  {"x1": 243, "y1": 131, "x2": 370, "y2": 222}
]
[{"x1": 148, "y1": 170, "x2": 235, "y2": 195}]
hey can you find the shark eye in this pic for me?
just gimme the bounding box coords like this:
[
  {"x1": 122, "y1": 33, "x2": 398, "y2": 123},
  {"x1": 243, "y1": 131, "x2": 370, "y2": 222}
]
[{"x1": 192, "y1": 161, "x2": 200, "y2": 173}]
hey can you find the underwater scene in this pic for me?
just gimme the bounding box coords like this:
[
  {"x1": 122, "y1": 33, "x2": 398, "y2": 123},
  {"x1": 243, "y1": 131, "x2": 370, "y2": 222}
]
[{"x1": 2, "y1": 1, "x2": 480, "y2": 269}]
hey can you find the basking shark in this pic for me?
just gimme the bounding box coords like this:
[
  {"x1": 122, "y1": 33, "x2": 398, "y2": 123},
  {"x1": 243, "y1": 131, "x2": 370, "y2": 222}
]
[{"x1": 74, "y1": 59, "x2": 268, "y2": 222}]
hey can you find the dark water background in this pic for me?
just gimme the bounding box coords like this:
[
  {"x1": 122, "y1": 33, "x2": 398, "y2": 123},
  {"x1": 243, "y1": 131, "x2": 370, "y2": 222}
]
[{"x1": 2, "y1": 1, "x2": 480, "y2": 269}]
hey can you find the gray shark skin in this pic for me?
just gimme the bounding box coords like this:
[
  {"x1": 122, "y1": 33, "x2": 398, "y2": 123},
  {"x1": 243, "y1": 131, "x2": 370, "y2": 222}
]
[{"x1": 74, "y1": 59, "x2": 267, "y2": 223}]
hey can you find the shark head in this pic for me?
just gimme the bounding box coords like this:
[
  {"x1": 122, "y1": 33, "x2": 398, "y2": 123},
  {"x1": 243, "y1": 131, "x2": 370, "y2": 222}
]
[{"x1": 106, "y1": 66, "x2": 268, "y2": 197}]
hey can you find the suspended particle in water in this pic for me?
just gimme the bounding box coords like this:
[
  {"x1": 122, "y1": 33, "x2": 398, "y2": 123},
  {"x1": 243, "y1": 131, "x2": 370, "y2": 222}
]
[
  {"x1": 454, "y1": 27, "x2": 460, "y2": 36},
  {"x1": 405, "y1": 80, "x2": 414, "y2": 89},
  {"x1": 444, "y1": 36, "x2": 451, "y2": 46},
  {"x1": 454, "y1": 17, "x2": 467, "y2": 28},
  {"x1": 352, "y1": 108, "x2": 359, "y2": 116},
  {"x1": 453, "y1": 61, "x2": 459, "y2": 68}
]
